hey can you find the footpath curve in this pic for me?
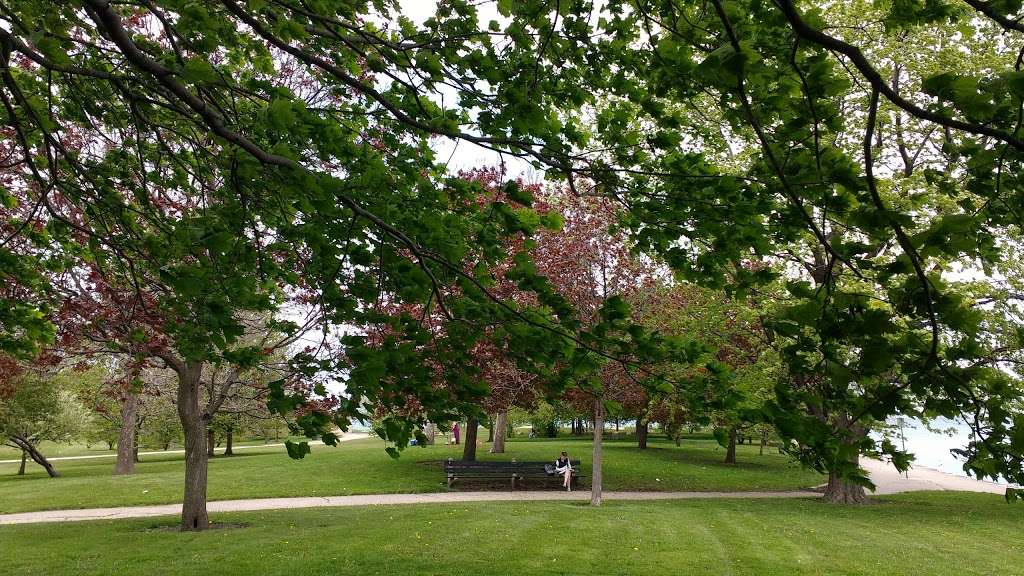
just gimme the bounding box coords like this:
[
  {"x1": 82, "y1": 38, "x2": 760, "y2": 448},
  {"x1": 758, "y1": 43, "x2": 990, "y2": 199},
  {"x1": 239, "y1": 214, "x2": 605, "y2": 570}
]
[{"x1": 0, "y1": 490, "x2": 817, "y2": 525}]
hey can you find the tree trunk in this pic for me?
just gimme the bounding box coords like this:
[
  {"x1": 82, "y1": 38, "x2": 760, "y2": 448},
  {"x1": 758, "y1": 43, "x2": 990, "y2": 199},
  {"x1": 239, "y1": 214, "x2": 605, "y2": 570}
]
[
  {"x1": 17, "y1": 449, "x2": 27, "y2": 475},
  {"x1": 724, "y1": 428, "x2": 737, "y2": 464},
  {"x1": 808, "y1": 410, "x2": 868, "y2": 504},
  {"x1": 760, "y1": 429, "x2": 768, "y2": 456},
  {"x1": 490, "y1": 412, "x2": 507, "y2": 453},
  {"x1": 462, "y1": 417, "x2": 478, "y2": 461},
  {"x1": 106, "y1": 440, "x2": 114, "y2": 451},
  {"x1": 615, "y1": 417, "x2": 619, "y2": 431},
  {"x1": 486, "y1": 416, "x2": 494, "y2": 443},
  {"x1": 207, "y1": 428, "x2": 215, "y2": 458},
  {"x1": 177, "y1": 362, "x2": 210, "y2": 531},
  {"x1": 11, "y1": 436, "x2": 59, "y2": 477},
  {"x1": 591, "y1": 399, "x2": 604, "y2": 507},
  {"x1": 823, "y1": 451, "x2": 868, "y2": 504},
  {"x1": 637, "y1": 419, "x2": 648, "y2": 449},
  {"x1": 134, "y1": 416, "x2": 143, "y2": 462},
  {"x1": 224, "y1": 427, "x2": 234, "y2": 456},
  {"x1": 114, "y1": 392, "x2": 138, "y2": 475}
]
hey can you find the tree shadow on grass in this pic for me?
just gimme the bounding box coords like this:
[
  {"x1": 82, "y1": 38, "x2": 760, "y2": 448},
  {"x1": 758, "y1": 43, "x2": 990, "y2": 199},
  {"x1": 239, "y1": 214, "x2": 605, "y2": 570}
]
[{"x1": 603, "y1": 442, "x2": 781, "y2": 470}]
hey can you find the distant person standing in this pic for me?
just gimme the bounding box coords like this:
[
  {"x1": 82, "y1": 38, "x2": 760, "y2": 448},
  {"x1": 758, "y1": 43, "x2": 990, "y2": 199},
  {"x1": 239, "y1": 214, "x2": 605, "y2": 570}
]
[{"x1": 453, "y1": 422, "x2": 461, "y2": 445}]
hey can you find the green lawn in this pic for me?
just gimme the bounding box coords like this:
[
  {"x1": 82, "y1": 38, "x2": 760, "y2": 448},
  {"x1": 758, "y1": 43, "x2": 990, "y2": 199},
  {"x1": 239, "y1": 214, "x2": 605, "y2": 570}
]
[
  {"x1": 1, "y1": 492, "x2": 1020, "y2": 575},
  {"x1": 0, "y1": 435, "x2": 822, "y2": 514},
  {"x1": 0, "y1": 440, "x2": 118, "y2": 459},
  {"x1": 0, "y1": 437, "x2": 293, "y2": 460}
]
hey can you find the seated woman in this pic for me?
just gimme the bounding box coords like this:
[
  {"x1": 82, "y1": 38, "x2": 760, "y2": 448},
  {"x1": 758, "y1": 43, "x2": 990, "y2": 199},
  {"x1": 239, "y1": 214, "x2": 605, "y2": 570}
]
[{"x1": 554, "y1": 451, "x2": 573, "y2": 491}]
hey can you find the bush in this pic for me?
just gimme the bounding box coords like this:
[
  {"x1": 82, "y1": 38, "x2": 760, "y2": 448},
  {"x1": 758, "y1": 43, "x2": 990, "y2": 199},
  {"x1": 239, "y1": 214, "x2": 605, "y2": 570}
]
[{"x1": 524, "y1": 401, "x2": 559, "y2": 437}]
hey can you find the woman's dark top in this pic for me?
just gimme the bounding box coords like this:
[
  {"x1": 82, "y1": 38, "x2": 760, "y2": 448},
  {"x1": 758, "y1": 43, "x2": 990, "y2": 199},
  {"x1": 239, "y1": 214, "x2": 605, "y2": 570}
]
[{"x1": 556, "y1": 457, "x2": 570, "y2": 469}]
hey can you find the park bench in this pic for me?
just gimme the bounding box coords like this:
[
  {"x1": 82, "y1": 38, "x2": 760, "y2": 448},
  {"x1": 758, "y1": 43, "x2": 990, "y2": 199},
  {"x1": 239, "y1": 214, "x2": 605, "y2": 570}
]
[{"x1": 443, "y1": 458, "x2": 581, "y2": 489}]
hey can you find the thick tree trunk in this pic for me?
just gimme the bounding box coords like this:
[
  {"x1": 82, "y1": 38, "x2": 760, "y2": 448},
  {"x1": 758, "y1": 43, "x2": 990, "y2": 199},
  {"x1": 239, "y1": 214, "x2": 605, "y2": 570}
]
[
  {"x1": 823, "y1": 452, "x2": 867, "y2": 504},
  {"x1": 615, "y1": 418, "x2": 619, "y2": 432},
  {"x1": 823, "y1": 473, "x2": 867, "y2": 503},
  {"x1": 206, "y1": 428, "x2": 215, "y2": 458},
  {"x1": 591, "y1": 399, "x2": 604, "y2": 507},
  {"x1": 636, "y1": 419, "x2": 648, "y2": 449},
  {"x1": 114, "y1": 392, "x2": 138, "y2": 475},
  {"x1": 17, "y1": 449, "x2": 27, "y2": 475},
  {"x1": 808, "y1": 409, "x2": 868, "y2": 504},
  {"x1": 462, "y1": 417, "x2": 478, "y2": 461},
  {"x1": 177, "y1": 362, "x2": 210, "y2": 531},
  {"x1": 725, "y1": 428, "x2": 737, "y2": 464},
  {"x1": 11, "y1": 436, "x2": 59, "y2": 477},
  {"x1": 224, "y1": 427, "x2": 234, "y2": 456},
  {"x1": 490, "y1": 412, "x2": 507, "y2": 453}
]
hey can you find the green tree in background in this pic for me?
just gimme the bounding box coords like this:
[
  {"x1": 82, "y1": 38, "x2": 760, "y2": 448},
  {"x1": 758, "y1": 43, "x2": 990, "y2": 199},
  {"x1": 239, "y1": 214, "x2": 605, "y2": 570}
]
[{"x1": 1, "y1": 365, "x2": 91, "y2": 477}]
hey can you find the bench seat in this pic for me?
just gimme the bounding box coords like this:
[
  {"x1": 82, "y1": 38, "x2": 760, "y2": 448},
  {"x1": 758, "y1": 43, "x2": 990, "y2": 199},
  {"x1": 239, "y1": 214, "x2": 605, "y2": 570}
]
[{"x1": 443, "y1": 458, "x2": 581, "y2": 489}]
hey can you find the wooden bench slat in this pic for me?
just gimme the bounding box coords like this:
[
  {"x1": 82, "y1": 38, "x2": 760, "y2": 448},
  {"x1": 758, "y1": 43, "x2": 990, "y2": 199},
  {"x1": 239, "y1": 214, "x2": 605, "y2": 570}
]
[{"x1": 443, "y1": 459, "x2": 581, "y2": 488}]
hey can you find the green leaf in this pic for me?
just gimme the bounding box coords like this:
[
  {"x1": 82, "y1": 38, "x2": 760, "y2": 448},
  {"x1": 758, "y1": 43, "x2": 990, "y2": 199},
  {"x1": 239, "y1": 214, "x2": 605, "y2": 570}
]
[
  {"x1": 180, "y1": 59, "x2": 219, "y2": 84},
  {"x1": 504, "y1": 180, "x2": 533, "y2": 206},
  {"x1": 285, "y1": 440, "x2": 311, "y2": 460},
  {"x1": 712, "y1": 427, "x2": 729, "y2": 448}
]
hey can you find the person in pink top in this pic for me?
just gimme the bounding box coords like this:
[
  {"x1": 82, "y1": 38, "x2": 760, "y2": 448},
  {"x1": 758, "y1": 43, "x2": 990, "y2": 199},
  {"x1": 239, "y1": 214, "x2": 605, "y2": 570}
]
[{"x1": 453, "y1": 422, "x2": 461, "y2": 445}]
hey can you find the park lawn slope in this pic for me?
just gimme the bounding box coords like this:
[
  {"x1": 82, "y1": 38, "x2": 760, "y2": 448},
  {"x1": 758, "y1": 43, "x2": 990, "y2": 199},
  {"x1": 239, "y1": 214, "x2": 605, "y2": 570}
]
[
  {"x1": 0, "y1": 435, "x2": 821, "y2": 514},
  {"x1": 0, "y1": 492, "x2": 1020, "y2": 575},
  {"x1": 0, "y1": 437, "x2": 295, "y2": 460}
]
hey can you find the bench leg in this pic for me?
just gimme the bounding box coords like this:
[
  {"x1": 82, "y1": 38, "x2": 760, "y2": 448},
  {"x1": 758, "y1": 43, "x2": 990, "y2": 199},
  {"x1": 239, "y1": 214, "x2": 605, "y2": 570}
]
[{"x1": 511, "y1": 474, "x2": 517, "y2": 490}]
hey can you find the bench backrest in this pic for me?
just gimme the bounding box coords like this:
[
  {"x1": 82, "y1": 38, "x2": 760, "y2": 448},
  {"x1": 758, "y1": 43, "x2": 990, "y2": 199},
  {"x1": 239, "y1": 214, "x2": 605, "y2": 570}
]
[{"x1": 444, "y1": 460, "x2": 581, "y2": 472}]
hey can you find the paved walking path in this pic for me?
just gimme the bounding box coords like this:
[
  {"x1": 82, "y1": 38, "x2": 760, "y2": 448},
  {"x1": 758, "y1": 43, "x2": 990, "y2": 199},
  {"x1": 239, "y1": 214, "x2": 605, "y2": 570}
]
[
  {"x1": 861, "y1": 457, "x2": 1008, "y2": 495},
  {"x1": 0, "y1": 450, "x2": 1010, "y2": 526},
  {"x1": 0, "y1": 490, "x2": 817, "y2": 525}
]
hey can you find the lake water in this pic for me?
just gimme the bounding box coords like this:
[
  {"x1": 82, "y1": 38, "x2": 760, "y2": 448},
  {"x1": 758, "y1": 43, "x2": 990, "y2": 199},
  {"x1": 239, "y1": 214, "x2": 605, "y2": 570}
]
[{"x1": 884, "y1": 417, "x2": 1010, "y2": 484}]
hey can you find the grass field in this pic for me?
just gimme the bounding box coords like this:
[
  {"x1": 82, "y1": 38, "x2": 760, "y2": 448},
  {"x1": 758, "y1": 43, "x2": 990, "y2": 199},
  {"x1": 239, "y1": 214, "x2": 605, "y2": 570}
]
[
  {"x1": 0, "y1": 437, "x2": 290, "y2": 460},
  {"x1": 0, "y1": 434, "x2": 822, "y2": 514},
  {"x1": 1, "y1": 492, "x2": 1020, "y2": 575}
]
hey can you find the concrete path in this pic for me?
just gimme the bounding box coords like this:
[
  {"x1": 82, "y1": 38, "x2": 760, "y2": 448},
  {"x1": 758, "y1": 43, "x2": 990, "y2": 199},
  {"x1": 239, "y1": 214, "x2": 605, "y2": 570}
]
[
  {"x1": 0, "y1": 433, "x2": 369, "y2": 465},
  {"x1": 0, "y1": 490, "x2": 818, "y2": 525},
  {"x1": 862, "y1": 457, "x2": 1008, "y2": 495}
]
